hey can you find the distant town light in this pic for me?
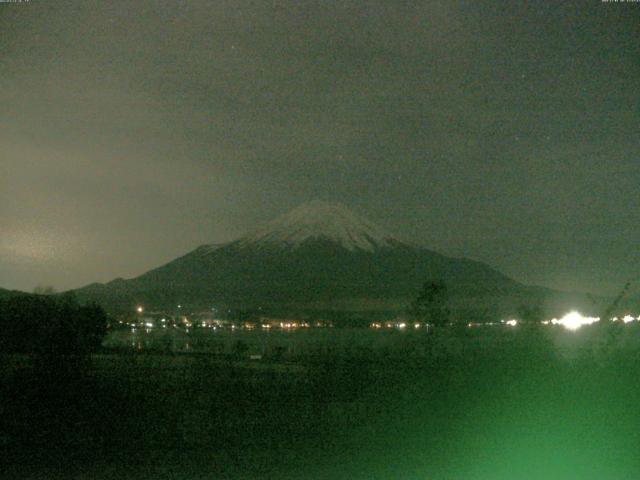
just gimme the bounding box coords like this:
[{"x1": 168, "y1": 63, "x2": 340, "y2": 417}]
[
  {"x1": 622, "y1": 315, "x2": 635, "y2": 324},
  {"x1": 505, "y1": 319, "x2": 518, "y2": 327},
  {"x1": 136, "y1": 306, "x2": 143, "y2": 313},
  {"x1": 550, "y1": 311, "x2": 599, "y2": 331}
]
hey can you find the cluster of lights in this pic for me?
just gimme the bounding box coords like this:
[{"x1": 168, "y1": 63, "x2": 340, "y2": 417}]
[
  {"x1": 549, "y1": 311, "x2": 600, "y2": 331},
  {"x1": 130, "y1": 306, "x2": 337, "y2": 332},
  {"x1": 369, "y1": 321, "x2": 423, "y2": 330},
  {"x1": 370, "y1": 312, "x2": 639, "y2": 332},
  {"x1": 133, "y1": 305, "x2": 640, "y2": 335},
  {"x1": 468, "y1": 322, "x2": 500, "y2": 327},
  {"x1": 612, "y1": 315, "x2": 640, "y2": 324},
  {"x1": 278, "y1": 321, "x2": 311, "y2": 329},
  {"x1": 500, "y1": 311, "x2": 640, "y2": 331}
]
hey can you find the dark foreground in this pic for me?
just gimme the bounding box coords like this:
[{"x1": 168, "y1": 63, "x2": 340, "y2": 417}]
[{"x1": 2, "y1": 325, "x2": 640, "y2": 479}]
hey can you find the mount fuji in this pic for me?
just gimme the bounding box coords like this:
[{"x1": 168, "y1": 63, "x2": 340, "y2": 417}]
[{"x1": 74, "y1": 201, "x2": 547, "y2": 316}]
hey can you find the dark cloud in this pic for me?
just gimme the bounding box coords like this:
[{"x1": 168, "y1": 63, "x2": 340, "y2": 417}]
[{"x1": 1, "y1": 0, "x2": 638, "y2": 294}]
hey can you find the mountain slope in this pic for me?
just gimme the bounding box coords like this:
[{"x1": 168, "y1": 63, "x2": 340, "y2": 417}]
[
  {"x1": 74, "y1": 201, "x2": 541, "y2": 314},
  {"x1": 0, "y1": 287, "x2": 31, "y2": 300}
]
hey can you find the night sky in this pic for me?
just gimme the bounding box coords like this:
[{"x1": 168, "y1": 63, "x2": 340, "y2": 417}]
[{"x1": 1, "y1": 0, "x2": 638, "y2": 295}]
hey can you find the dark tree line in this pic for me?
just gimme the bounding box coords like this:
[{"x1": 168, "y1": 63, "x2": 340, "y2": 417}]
[{"x1": 0, "y1": 293, "x2": 107, "y2": 355}]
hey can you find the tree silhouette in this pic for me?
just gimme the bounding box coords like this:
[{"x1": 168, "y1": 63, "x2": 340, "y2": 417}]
[
  {"x1": 76, "y1": 303, "x2": 108, "y2": 353},
  {"x1": 33, "y1": 285, "x2": 56, "y2": 295},
  {"x1": 517, "y1": 302, "x2": 543, "y2": 324},
  {"x1": 0, "y1": 293, "x2": 107, "y2": 355},
  {"x1": 411, "y1": 280, "x2": 450, "y2": 327}
]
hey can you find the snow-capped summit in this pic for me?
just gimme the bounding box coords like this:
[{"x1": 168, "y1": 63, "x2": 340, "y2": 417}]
[{"x1": 236, "y1": 200, "x2": 399, "y2": 252}]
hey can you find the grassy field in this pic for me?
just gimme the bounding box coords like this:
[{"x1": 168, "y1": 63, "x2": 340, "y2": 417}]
[{"x1": 2, "y1": 324, "x2": 640, "y2": 479}]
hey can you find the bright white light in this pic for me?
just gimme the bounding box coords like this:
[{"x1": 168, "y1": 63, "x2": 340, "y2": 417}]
[
  {"x1": 505, "y1": 319, "x2": 518, "y2": 327},
  {"x1": 622, "y1": 315, "x2": 635, "y2": 324},
  {"x1": 550, "y1": 311, "x2": 599, "y2": 331},
  {"x1": 397, "y1": 322, "x2": 406, "y2": 329},
  {"x1": 145, "y1": 322, "x2": 153, "y2": 328},
  {"x1": 136, "y1": 306, "x2": 143, "y2": 313}
]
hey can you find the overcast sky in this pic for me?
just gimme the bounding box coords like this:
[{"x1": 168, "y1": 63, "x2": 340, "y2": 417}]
[{"x1": 1, "y1": 0, "x2": 638, "y2": 295}]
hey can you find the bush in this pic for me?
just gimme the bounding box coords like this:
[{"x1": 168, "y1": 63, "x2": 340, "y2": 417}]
[{"x1": 0, "y1": 293, "x2": 108, "y2": 355}]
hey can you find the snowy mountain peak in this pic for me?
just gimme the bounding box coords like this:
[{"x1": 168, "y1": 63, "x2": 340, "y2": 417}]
[{"x1": 236, "y1": 200, "x2": 400, "y2": 252}]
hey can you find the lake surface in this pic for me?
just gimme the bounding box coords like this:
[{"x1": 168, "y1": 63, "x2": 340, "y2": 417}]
[{"x1": 103, "y1": 322, "x2": 640, "y2": 361}]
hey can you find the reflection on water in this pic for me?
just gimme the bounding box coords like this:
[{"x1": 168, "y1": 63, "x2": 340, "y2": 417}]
[
  {"x1": 104, "y1": 323, "x2": 640, "y2": 362},
  {"x1": 105, "y1": 326, "x2": 458, "y2": 361}
]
